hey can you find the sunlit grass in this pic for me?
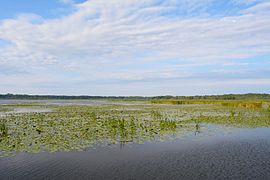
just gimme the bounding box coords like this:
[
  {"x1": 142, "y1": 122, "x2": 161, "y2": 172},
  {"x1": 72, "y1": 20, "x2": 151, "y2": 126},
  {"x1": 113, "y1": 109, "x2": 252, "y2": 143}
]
[{"x1": 151, "y1": 99, "x2": 269, "y2": 109}]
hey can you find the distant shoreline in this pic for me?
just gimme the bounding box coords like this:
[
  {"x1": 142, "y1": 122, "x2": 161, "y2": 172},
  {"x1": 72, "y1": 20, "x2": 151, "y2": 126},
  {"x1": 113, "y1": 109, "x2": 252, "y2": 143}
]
[{"x1": 0, "y1": 93, "x2": 270, "y2": 100}]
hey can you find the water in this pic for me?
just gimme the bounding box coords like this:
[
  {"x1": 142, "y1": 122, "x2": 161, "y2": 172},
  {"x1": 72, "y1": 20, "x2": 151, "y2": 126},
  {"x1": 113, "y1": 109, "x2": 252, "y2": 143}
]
[
  {"x1": 0, "y1": 99, "x2": 150, "y2": 106},
  {"x1": 1, "y1": 126, "x2": 270, "y2": 179},
  {"x1": 0, "y1": 99, "x2": 204, "y2": 106},
  {"x1": 0, "y1": 99, "x2": 111, "y2": 105},
  {"x1": 1, "y1": 100, "x2": 270, "y2": 179}
]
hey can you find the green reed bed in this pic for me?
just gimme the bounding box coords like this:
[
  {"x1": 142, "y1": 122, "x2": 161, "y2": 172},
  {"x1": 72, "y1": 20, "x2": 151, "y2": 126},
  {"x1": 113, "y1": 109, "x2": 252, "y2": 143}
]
[{"x1": 151, "y1": 99, "x2": 269, "y2": 109}]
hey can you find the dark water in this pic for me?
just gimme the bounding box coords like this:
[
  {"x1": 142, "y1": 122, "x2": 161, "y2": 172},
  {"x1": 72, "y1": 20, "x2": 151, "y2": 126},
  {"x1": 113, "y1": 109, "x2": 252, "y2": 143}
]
[{"x1": 1, "y1": 127, "x2": 270, "y2": 180}]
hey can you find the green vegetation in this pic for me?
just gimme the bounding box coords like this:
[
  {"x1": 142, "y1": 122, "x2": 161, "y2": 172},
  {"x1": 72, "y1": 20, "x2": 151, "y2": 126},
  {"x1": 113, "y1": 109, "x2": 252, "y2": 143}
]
[
  {"x1": 184, "y1": 108, "x2": 270, "y2": 128},
  {"x1": 151, "y1": 100, "x2": 269, "y2": 109},
  {"x1": 0, "y1": 99, "x2": 269, "y2": 157},
  {"x1": 0, "y1": 107, "x2": 13, "y2": 113},
  {"x1": 152, "y1": 93, "x2": 270, "y2": 100},
  {"x1": 0, "y1": 121, "x2": 8, "y2": 138},
  {"x1": 0, "y1": 104, "x2": 195, "y2": 155}
]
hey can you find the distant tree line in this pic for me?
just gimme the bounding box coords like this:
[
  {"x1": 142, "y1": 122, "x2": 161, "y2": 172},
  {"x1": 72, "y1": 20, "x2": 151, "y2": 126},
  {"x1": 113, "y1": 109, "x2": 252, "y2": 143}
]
[
  {"x1": 0, "y1": 93, "x2": 270, "y2": 100},
  {"x1": 0, "y1": 94, "x2": 150, "y2": 100},
  {"x1": 151, "y1": 93, "x2": 270, "y2": 100}
]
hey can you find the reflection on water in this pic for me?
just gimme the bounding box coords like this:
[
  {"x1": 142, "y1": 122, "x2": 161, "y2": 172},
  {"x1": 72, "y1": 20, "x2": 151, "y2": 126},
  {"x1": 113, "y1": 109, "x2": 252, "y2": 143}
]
[{"x1": 194, "y1": 123, "x2": 201, "y2": 135}]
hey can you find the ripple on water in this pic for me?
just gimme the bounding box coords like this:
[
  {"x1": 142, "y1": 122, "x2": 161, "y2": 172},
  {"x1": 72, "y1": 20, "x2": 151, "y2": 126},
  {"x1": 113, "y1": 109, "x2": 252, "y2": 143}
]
[{"x1": 0, "y1": 127, "x2": 270, "y2": 179}]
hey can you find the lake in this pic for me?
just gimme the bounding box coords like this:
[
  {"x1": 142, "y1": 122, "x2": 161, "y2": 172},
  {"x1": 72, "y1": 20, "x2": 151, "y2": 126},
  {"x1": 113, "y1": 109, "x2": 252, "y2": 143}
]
[{"x1": 0, "y1": 100, "x2": 270, "y2": 179}]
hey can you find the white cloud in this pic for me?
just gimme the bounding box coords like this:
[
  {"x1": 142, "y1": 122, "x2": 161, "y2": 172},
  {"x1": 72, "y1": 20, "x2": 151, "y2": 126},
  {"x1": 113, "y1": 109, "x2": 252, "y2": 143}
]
[
  {"x1": 0, "y1": 0, "x2": 270, "y2": 95},
  {"x1": 242, "y1": 1, "x2": 270, "y2": 13}
]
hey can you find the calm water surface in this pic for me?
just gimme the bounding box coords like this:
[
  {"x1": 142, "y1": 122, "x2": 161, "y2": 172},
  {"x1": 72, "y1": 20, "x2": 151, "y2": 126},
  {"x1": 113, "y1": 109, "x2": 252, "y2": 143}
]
[
  {"x1": 0, "y1": 100, "x2": 146, "y2": 106},
  {"x1": 1, "y1": 126, "x2": 270, "y2": 180},
  {"x1": 0, "y1": 99, "x2": 205, "y2": 106}
]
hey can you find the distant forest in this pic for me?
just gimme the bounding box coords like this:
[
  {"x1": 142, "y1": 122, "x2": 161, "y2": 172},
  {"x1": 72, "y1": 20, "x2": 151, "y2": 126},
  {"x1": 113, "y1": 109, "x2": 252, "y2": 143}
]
[{"x1": 0, "y1": 93, "x2": 270, "y2": 100}]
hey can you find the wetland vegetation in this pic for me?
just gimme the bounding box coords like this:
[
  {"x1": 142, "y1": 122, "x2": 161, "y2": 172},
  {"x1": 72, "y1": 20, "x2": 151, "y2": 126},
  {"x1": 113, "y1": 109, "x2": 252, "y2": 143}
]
[{"x1": 0, "y1": 97, "x2": 269, "y2": 157}]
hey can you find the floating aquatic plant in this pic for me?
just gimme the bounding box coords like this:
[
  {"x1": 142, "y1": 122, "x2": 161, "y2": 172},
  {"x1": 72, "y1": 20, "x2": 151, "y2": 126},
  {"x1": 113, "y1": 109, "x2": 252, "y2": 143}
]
[
  {"x1": 0, "y1": 122, "x2": 8, "y2": 138},
  {"x1": 0, "y1": 101, "x2": 269, "y2": 157}
]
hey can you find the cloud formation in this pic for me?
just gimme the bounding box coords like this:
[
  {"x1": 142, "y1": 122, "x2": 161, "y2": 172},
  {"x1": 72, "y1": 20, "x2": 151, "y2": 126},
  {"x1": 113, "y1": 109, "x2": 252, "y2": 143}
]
[{"x1": 0, "y1": 0, "x2": 270, "y2": 95}]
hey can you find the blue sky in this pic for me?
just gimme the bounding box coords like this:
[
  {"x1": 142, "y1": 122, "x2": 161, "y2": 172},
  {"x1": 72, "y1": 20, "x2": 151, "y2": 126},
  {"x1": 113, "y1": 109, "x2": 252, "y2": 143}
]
[{"x1": 0, "y1": 0, "x2": 270, "y2": 96}]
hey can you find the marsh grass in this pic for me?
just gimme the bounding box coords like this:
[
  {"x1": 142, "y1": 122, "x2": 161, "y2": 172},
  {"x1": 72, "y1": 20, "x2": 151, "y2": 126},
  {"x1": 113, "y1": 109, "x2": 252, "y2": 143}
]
[
  {"x1": 182, "y1": 107, "x2": 270, "y2": 128},
  {"x1": 151, "y1": 100, "x2": 267, "y2": 109},
  {"x1": 0, "y1": 100, "x2": 269, "y2": 156}
]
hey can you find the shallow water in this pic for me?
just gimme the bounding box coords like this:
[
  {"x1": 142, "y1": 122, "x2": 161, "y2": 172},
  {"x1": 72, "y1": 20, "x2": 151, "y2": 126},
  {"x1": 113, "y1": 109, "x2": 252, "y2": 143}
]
[
  {"x1": 0, "y1": 99, "x2": 149, "y2": 106},
  {"x1": 0, "y1": 107, "x2": 53, "y2": 117},
  {"x1": 0, "y1": 99, "x2": 110, "y2": 105},
  {"x1": 0, "y1": 99, "x2": 204, "y2": 107}
]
